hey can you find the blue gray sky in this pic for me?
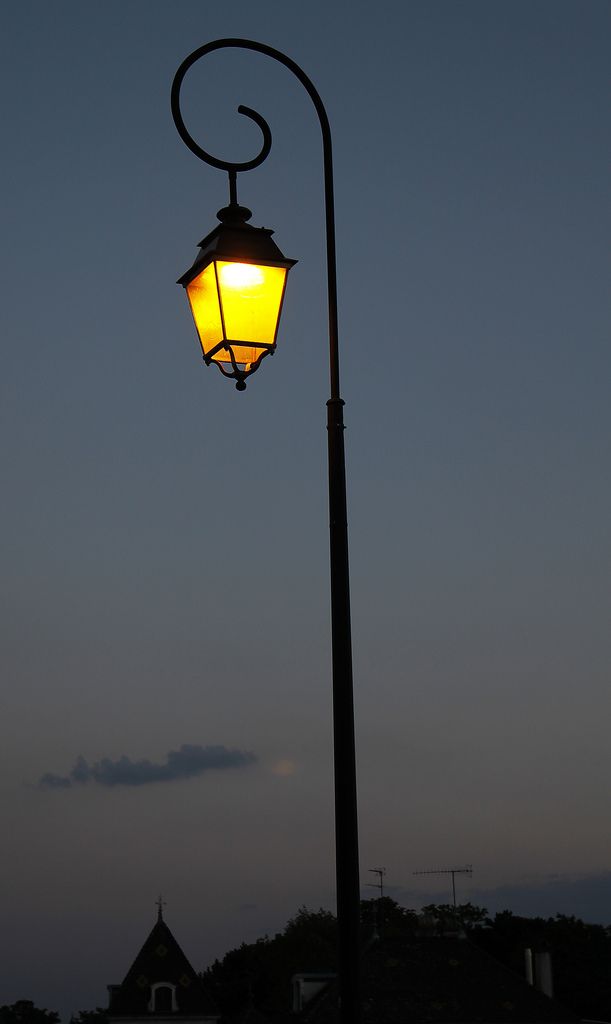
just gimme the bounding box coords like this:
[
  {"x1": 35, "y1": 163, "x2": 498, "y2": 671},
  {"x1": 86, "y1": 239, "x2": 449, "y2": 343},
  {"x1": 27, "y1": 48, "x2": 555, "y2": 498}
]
[{"x1": 1, "y1": 0, "x2": 610, "y2": 1018}]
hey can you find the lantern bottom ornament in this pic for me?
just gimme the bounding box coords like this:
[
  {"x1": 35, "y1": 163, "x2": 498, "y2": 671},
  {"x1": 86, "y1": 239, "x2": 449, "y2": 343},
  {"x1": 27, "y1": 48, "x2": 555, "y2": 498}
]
[{"x1": 178, "y1": 201, "x2": 296, "y2": 390}]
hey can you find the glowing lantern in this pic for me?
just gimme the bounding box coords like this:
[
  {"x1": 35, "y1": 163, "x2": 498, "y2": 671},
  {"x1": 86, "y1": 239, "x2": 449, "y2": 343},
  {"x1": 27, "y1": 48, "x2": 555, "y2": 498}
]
[{"x1": 178, "y1": 202, "x2": 296, "y2": 390}]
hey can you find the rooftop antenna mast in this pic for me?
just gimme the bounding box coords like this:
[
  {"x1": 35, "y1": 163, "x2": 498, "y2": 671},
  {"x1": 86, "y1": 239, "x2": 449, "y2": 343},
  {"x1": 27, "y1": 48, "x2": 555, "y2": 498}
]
[
  {"x1": 367, "y1": 867, "x2": 386, "y2": 900},
  {"x1": 413, "y1": 865, "x2": 473, "y2": 907},
  {"x1": 365, "y1": 867, "x2": 386, "y2": 940}
]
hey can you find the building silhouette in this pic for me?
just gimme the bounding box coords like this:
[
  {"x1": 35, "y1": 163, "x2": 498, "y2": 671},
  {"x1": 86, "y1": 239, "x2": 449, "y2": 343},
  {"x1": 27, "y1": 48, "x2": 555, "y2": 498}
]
[{"x1": 107, "y1": 905, "x2": 218, "y2": 1024}]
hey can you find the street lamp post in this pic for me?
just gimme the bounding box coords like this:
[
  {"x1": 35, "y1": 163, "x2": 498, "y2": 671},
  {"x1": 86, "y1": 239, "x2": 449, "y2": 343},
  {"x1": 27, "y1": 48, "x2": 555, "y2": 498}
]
[{"x1": 171, "y1": 40, "x2": 360, "y2": 1023}]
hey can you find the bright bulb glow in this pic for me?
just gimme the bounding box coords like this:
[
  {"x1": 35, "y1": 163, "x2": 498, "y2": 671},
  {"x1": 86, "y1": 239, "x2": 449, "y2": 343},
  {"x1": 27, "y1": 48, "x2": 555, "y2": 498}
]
[{"x1": 218, "y1": 263, "x2": 265, "y2": 289}]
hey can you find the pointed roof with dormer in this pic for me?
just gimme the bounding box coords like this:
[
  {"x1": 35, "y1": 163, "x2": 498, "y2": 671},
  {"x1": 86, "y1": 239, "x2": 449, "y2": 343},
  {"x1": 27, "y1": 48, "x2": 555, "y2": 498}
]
[{"x1": 107, "y1": 903, "x2": 219, "y2": 1020}]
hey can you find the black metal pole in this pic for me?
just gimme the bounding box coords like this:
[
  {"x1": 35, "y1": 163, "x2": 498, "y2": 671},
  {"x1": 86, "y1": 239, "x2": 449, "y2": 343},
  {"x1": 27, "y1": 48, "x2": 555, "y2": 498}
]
[
  {"x1": 327, "y1": 393, "x2": 360, "y2": 1023},
  {"x1": 172, "y1": 39, "x2": 361, "y2": 1024}
]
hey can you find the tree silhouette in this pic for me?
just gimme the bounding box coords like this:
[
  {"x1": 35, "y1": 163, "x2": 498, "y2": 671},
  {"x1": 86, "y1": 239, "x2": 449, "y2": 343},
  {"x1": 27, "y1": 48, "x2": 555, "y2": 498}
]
[
  {"x1": 202, "y1": 906, "x2": 338, "y2": 1015},
  {"x1": 69, "y1": 1010, "x2": 108, "y2": 1024},
  {"x1": 0, "y1": 1002, "x2": 60, "y2": 1024},
  {"x1": 196, "y1": 900, "x2": 611, "y2": 1020},
  {"x1": 420, "y1": 901, "x2": 489, "y2": 931}
]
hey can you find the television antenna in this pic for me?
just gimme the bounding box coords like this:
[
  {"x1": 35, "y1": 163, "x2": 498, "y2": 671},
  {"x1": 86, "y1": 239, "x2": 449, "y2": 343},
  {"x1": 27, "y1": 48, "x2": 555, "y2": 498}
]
[
  {"x1": 366, "y1": 867, "x2": 386, "y2": 899},
  {"x1": 413, "y1": 864, "x2": 472, "y2": 907}
]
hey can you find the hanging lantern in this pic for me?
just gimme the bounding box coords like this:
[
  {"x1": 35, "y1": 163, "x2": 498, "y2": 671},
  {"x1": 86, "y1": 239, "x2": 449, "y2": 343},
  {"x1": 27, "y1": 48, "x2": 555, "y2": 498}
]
[{"x1": 178, "y1": 202, "x2": 296, "y2": 390}]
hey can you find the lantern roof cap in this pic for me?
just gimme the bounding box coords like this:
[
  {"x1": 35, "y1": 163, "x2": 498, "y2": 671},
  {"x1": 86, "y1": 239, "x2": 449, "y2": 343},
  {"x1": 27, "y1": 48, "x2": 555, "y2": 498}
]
[{"x1": 177, "y1": 203, "x2": 296, "y2": 287}]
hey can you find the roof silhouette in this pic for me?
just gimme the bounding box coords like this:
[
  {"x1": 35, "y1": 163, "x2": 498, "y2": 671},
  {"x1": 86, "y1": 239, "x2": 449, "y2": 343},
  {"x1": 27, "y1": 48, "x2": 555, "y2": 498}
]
[
  {"x1": 108, "y1": 913, "x2": 218, "y2": 1019},
  {"x1": 298, "y1": 934, "x2": 579, "y2": 1024}
]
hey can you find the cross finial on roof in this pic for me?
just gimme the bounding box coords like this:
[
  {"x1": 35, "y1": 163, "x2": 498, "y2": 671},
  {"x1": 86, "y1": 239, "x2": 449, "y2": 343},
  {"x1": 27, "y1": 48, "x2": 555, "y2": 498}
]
[{"x1": 156, "y1": 895, "x2": 166, "y2": 922}]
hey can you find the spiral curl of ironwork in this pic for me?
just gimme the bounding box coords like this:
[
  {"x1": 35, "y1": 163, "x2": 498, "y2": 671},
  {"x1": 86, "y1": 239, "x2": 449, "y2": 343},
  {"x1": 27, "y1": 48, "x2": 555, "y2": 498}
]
[{"x1": 171, "y1": 42, "x2": 275, "y2": 174}]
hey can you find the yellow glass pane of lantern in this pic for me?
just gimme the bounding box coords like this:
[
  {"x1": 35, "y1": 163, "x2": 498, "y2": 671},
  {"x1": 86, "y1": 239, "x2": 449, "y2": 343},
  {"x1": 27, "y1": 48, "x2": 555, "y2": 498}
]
[{"x1": 216, "y1": 261, "x2": 288, "y2": 348}]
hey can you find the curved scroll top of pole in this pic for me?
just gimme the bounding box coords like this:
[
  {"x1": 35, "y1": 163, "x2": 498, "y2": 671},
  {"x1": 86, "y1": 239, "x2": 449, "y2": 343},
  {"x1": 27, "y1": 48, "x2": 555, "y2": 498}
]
[
  {"x1": 171, "y1": 38, "x2": 332, "y2": 175},
  {"x1": 171, "y1": 43, "x2": 274, "y2": 173}
]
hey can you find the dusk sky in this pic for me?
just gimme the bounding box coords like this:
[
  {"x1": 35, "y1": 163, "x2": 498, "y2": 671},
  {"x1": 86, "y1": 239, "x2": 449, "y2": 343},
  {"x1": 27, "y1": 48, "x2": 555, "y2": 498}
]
[{"x1": 1, "y1": 1, "x2": 610, "y2": 1018}]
